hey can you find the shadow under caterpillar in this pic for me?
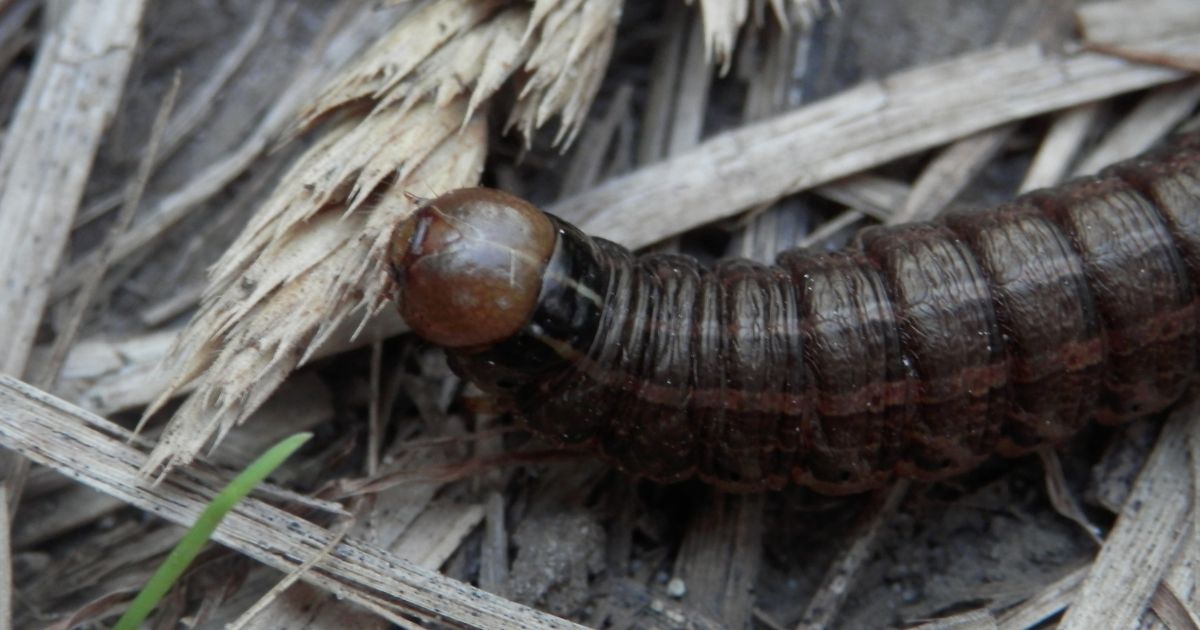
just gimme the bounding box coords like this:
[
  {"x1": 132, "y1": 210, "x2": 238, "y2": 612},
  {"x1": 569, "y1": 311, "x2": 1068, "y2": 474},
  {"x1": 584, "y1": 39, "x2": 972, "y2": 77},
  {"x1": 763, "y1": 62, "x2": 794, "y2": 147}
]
[{"x1": 388, "y1": 132, "x2": 1200, "y2": 494}]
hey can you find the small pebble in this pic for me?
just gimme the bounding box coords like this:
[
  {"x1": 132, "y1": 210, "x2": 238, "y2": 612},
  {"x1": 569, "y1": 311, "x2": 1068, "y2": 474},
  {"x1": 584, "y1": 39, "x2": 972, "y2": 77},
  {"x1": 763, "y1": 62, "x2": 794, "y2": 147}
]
[{"x1": 666, "y1": 577, "x2": 687, "y2": 598}]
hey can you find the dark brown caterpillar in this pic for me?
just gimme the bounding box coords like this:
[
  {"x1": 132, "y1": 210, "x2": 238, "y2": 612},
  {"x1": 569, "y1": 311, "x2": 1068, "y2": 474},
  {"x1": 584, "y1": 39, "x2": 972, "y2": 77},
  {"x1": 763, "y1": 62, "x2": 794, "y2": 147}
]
[{"x1": 388, "y1": 132, "x2": 1200, "y2": 494}]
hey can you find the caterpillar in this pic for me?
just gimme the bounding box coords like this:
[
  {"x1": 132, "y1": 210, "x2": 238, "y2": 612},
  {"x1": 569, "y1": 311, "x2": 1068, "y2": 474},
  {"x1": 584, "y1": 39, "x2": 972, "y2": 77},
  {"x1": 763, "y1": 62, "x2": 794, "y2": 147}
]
[{"x1": 387, "y1": 132, "x2": 1200, "y2": 495}]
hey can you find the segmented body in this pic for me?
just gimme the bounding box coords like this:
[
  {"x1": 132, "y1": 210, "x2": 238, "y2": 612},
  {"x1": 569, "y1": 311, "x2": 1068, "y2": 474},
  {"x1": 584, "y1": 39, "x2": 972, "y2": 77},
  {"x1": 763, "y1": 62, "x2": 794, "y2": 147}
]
[{"x1": 390, "y1": 132, "x2": 1200, "y2": 494}]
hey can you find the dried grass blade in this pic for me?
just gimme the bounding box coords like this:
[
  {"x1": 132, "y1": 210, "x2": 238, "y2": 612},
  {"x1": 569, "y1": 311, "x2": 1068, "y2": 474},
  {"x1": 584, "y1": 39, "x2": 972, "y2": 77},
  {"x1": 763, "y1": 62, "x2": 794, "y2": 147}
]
[
  {"x1": 0, "y1": 0, "x2": 146, "y2": 375},
  {"x1": 1058, "y1": 410, "x2": 1196, "y2": 629},
  {"x1": 0, "y1": 375, "x2": 585, "y2": 630},
  {"x1": 553, "y1": 37, "x2": 1200, "y2": 250}
]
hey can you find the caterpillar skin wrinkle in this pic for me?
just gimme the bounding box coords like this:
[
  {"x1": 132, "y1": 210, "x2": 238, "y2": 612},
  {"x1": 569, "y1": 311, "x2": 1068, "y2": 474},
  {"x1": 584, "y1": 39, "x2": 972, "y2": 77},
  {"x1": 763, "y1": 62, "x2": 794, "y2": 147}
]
[{"x1": 388, "y1": 133, "x2": 1200, "y2": 494}]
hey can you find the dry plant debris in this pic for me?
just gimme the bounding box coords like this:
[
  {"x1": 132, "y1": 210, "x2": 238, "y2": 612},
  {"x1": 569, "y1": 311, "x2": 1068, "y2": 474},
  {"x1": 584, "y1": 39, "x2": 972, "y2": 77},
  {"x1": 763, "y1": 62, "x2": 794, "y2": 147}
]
[
  {"x1": 0, "y1": 375, "x2": 581, "y2": 629},
  {"x1": 0, "y1": 0, "x2": 1199, "y2": 629},
  {"x1": 0, "y1": 0, "x2": 145, "y2": 375},
  {"x1": 142, "y1": 0, "x2": 627, "y2": 479},
  {"x1": 554, "y1": 34, "x2": 1200, "y2": 246}
]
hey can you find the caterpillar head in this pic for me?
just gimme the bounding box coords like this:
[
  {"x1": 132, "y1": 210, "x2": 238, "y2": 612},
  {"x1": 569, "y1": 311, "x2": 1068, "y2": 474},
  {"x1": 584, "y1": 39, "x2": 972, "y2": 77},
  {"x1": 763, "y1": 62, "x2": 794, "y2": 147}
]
[{"x1": 389, "y1": 188, "x2": 557, "y2": 349}]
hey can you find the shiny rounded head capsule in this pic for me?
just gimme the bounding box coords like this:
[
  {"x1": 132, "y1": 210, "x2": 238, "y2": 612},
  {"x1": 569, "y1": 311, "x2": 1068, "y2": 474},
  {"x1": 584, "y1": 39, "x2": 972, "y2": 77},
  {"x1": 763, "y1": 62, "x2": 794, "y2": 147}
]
[
  {"x1": 389, "y1": 188, "x2": 558, "y2": 348},
  {"x1": 384, "y1": 132, "x2": 1200, "y2": 493}
]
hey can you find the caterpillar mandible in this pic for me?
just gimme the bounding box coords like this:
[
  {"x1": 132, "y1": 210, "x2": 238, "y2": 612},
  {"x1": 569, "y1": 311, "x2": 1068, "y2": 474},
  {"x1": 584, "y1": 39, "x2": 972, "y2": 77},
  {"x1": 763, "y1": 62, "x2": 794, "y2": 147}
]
[{"x1": 388, "y1": 132, "x2": 1200, "y2": 495}]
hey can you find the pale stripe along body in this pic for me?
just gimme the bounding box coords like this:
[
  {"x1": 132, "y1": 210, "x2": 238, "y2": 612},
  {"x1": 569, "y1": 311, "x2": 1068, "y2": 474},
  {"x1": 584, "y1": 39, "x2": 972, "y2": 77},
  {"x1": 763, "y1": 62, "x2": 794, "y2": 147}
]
[{"x1": 388, "y1": 133, "x2": 1200, "y2": 494}]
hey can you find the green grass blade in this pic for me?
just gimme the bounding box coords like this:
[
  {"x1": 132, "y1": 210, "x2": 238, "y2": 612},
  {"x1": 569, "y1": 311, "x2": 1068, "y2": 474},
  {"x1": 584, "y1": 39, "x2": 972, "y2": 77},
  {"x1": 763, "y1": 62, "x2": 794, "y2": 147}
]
[{"x1": 114, "y1": 432, "x2": 312, "y2": 630}]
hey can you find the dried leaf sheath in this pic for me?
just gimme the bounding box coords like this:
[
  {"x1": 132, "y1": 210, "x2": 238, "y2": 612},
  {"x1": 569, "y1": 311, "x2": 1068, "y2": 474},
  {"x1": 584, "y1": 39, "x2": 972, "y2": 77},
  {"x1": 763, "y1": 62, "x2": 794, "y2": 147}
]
[
  {"x1": 142, "y1": 1, "x2": 623, "y2": 478},
  {"x1": 688, "y1": 0, "x2": 834, "y2": 72},
  {"x1": 143, "y1": 105, "x2": 487, "y2": 477},
  {"x1": 510, "y1": 0, "x2": 622, "y2": 145}
]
